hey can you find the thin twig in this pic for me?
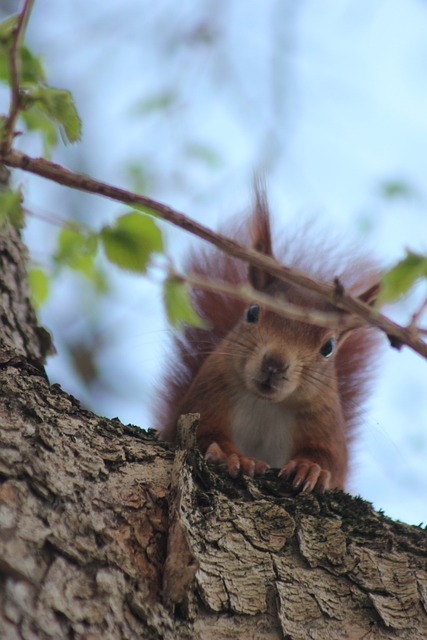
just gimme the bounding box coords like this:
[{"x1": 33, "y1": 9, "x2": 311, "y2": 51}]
[
  {"x1": 23, "y1": 206, "x2": 81, "y2": 231},
  {"x1": 180, "y1": 271, "x2": 360, "y2": 331},
  {"x1": 407, "y1": 295, "x2": 427, "y2": 340},
  {"x1": 410, "y1": 296, "x2": 427, "y2": 328},
  {"x1": 2, "y1": 148, "x2": 427, "y2": 360},
  {"x1": 1, "y1": 0, "x2": 35, "y2": 153}
]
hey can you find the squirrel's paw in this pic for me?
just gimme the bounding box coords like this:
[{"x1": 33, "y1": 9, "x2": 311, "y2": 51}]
[
  {"x1": 278, "y1": 458, "x2": 331, "y2": 494},
  {"x1": 205, "y1": 442, "x2": 269, "y2": 479}
]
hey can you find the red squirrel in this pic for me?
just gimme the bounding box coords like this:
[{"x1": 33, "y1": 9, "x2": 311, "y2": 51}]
[{"x1": 158, "y1": 189, "x2": 380, "y2": 493}]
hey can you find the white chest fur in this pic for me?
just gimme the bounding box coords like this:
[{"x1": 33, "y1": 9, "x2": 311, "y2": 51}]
[{"x1": 231, "y1": 393, "x2": 296, "y2": 469}]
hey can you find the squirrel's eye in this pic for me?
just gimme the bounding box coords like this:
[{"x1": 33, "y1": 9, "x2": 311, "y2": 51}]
[
  {"x1": 246, "y1": 304, "x2": 260, "y2": 324},
  {"x1": 319, "y1": 337, "x2": 335, "y2": 358}
]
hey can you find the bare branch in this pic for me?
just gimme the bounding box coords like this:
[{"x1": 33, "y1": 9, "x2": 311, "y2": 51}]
[
  {"x1": 180, "y1": 272, "x2": 360, "y2": 331},
  {"x1": 1, "y1": 0, "x2": 35, "y2": 154},
  {"x1": 1, "y1": 148, "x2": 427, "y2": 360}
]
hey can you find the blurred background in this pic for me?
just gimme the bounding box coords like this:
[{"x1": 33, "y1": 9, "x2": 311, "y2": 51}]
[{"x1": 1, "y1": 0, "x2": 426, "y2": 524}]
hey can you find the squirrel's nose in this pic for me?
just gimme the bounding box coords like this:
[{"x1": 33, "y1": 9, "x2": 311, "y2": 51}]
[{"x1": 261, "y1": 354, "x2": 289, "y2": 379}]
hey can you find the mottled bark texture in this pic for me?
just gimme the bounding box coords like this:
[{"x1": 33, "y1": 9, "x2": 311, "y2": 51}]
[{"x1": 0, "y1": 212, "x2": 427, "y2": 639}]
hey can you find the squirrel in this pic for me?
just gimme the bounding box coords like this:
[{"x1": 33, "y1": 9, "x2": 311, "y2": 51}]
[{"x1": 157, "y1": 188, "x2": 381, "y2": 493}]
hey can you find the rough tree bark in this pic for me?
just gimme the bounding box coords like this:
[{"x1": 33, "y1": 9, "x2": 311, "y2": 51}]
[{"x1": 1, "y1": 193, "x2": 427, "y2": 640}]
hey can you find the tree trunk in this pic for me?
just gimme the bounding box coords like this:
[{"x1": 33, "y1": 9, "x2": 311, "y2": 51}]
[{"x1": 1, "y1": 201, "x2": 426, "y2": 640}]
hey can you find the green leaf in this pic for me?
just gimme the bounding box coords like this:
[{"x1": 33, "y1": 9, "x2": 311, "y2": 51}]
[
  {"x1": 379, "y1": 179, "x2": 418, "y2": 201},
  {"x1": 0, "y1": 14, "x2": 18, "y2": 48},
  {"x1": 0, "y1": 16, "x2": 45, "y2": 85},
  {"x1": 163, "y1": 277, "x2": 206, "y2": 328},
  {"x1": 186, "y1": 142, "x2": 222, "y2": 168},
  {"x1": 21, "y1": 108, "x2": 58, "y2": 154},
  {"x1": 20, "y1": 47, "x2": 46, "y2": 84},
  {"x1": 0, "y1": 115, "x2": 5, "y2": 138},
  {"x1": 101, "y1": 212, "x2": 163, "y2": 273},
  {"x1": 132, "y1": 90, "x2": 176, "y2": 114},
  {"x1": 0, "y1": 14, "x2": 15, "y2": 83},
  {"x1": 378, "y1": 251, "x2": 427, "y2": 304},
  {"x1": 52, "y1": 227, "x2": 107, "y2": 290},
  {"x1": 54, "y1": 227, "x2": 98, "y2": 277},
  {"x1": 28, "y1": 267, "x2": 50, "y2": 308},
  {"x1": 0, "y1": 187, "x2": 23, "y2": 228},
  {"x1": 131, "y1": 201, "x2": 159, "y2": 218},
  {"x1": 125, "y1": 163, "x2": 151, "y2": 193},
  {"x1": 24, "y1": 85, "x2": 82, "y2": 143}
]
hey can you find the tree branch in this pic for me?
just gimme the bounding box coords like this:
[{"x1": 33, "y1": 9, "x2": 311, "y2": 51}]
[
  {"x1": 178, "y1": 271, "x2": 360, "y2": 331},
  {"x1": 2, "y1": 147, "x2": 427, "y2": 360},
  {"x1": 0, "y1": 0, "x2": 35, "y2": 154}
]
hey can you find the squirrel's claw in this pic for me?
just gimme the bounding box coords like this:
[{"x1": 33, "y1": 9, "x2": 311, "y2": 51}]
[
  {"x1": 205, "y1": 442, "x2": 269, "y2": 478},
  {"x1": 205, "y1": 441, "x2": 226, "y2": 464},
  {"x1": 279, "y1": 459, "x2": 331, "y2": 494}
]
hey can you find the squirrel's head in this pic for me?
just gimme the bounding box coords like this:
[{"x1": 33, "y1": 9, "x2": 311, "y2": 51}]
[
  {"x1": 229, "y1": 273, "x2": 378, "y2": 405},
  {"x1": 225, "y1": 184, "x2": 379, "y2": 405},
  {"x1": 229, "y1": 292, "x2": 342, "y2": 405}
]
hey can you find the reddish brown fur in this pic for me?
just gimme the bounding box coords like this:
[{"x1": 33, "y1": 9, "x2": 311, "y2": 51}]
[{"x1": 156, "y1": 189, "x2": 381, "y2": 491}]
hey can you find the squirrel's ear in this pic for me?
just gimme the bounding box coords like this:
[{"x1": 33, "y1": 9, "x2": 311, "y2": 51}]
[
  {"x1": 249, "y1": 183, "x2": 276, "y2": 290},
  {"x1": 358, "y1": 282, "x2": 380, "y2": 306}
]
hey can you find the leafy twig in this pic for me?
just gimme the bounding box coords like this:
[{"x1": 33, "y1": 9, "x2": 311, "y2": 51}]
[
  {"x1": 1, "y1": 147, "x2": 427, "y2": 360},
  {"x1": 1, "y1": 0, "x2": 35, "y2": 153}
]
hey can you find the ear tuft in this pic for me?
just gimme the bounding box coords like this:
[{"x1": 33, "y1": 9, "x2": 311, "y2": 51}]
[{"x1": 249, "y1": 181, "x2": 275, "y2": 290}]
